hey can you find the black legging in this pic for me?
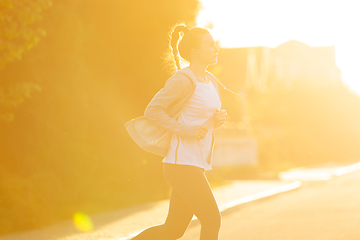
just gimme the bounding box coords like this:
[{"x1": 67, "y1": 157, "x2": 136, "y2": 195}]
[{"x1": 132, "y1": 163, "x2": 221, "y2": 240}]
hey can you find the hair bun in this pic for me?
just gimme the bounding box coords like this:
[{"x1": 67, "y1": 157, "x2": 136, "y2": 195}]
[{"x1": 173, "y1": 24, "x2": 189, "y2": 36}]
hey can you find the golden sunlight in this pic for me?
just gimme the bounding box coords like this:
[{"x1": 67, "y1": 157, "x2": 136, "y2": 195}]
[{"x1": 197, "y1": 0, "x2": 360, "y2": 94}]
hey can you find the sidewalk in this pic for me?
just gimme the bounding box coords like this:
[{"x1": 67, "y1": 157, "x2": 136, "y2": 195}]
[
  {"x1": 1, "y1": 161, "x2": 359, "y2": 240},
  {"x1": 0, "y1": 180, "x2": 300, "y2": 240}
]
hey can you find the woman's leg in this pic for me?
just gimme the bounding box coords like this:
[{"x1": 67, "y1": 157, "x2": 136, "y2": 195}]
[
  {"x1": 163, "y1": 164, "x2": 221, "y2": 240},
  {"x1": 131, "y1": 179, "x2": 194, "y2": 240},
  {"x1": 132, "y1": 163, "x2": 221, "y2": 240}
]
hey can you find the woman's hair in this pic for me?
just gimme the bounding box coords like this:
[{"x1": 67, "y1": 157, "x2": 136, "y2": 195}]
[{"x1": 167, "y1": 23, "x2": 210, "y2": 70}]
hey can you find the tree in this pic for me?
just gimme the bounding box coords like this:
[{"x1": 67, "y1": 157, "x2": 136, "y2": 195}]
[
  {"x1": 0, "y1": 0, "x2": 52, "y2": 121},
  {"x1": 0, "y1": 0, "x2": 201, "y2": 234}
]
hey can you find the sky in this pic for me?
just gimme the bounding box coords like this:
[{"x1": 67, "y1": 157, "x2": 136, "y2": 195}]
[{"x1": 196, "y1": 0, "x2": 360, "y2": 95}]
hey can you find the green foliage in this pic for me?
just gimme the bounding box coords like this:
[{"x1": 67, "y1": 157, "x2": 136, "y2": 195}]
[
  {"x1": 0, "y1": 0, "x2": 52, "y2": 68},
  {"x1": 0, "y1": 82, "x2": 41, "y2": 121},
  {"x1": 0, "y1": 0, "x2": 52, "y2": 121}
]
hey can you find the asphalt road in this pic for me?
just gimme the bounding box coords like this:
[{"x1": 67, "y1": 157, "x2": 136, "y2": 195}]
[{"x1": 181, "y1": 170, "x2": 360, "y2": 240}]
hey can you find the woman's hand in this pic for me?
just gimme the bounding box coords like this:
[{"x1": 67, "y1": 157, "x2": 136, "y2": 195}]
[
  {"x1": 214, "y1": 109, "x2": 228, "y2": 129},
  {"x1": 193, "y1": 109, "x2": 227, "y2": 140},
  {"x1": 194, "y1": 125, "x2": 208, "y2": 141}
]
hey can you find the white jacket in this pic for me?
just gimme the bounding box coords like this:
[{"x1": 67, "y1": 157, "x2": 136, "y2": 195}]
[{"x1": 124, "y1": 68, "x2": 221, "y2": 158}]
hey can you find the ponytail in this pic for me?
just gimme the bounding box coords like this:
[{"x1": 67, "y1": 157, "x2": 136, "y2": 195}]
[{"x1": 170, "y1": 24, "x2": 189, "y2": 70}]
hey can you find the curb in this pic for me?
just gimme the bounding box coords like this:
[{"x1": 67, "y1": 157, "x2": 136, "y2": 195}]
[
  {"x1": 217, "y1": 181, "x2": 302, "y2": 212},
  {"x1": 279, "y1": 161, "x2": 360, "y2": 181},
  {"x1": 334, "y1": 162, "x2": 360, "y2": 177}
]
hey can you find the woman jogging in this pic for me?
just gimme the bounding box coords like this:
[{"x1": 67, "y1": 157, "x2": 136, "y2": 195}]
[{"x1": 130, "y1": 23, "x2": 228, "y2": 240}]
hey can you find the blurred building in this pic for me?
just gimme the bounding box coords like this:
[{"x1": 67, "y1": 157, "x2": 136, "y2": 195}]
[
  {"x1": 209, "y1": 40, "x2": 343, "y2": 159},
  {"x1": 209, "y1": 40, "x2": 343, "y2": 93},
  {"x1": 271, "y1": 40, "x2": 342, "y2": 90}
]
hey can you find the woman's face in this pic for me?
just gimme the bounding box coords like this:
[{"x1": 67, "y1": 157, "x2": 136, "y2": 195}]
[{"x1": 194, "y1": 33, "x2": 220, "y2": 65}]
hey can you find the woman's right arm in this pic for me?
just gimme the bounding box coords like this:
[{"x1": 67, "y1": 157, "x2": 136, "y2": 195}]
[{"x1": 144, "y1": 75, "x2": 196, "y2": 138}]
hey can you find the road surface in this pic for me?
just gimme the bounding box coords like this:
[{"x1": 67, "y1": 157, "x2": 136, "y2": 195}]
[{"x1": 182, "y1": 170, "x2": 360, "y2": 240}]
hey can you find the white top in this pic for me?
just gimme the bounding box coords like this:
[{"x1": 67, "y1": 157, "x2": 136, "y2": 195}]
[{"x1": 162, "y1": 79, "x2": 221, "y2": 170}]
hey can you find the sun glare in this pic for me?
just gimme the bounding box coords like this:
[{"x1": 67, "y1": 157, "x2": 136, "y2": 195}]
[{"x1": 197, "y1": 0, "x2": 360, "y2": 94}]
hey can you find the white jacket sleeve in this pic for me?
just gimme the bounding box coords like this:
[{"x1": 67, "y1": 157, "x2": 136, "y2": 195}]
[{"x1": 144, "y1": 75, "x2": 195, "y2": 138}]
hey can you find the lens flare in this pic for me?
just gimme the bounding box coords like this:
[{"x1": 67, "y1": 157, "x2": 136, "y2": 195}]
[{"x1": 72, "y1": 212, "x2": 94, "y2": 232}]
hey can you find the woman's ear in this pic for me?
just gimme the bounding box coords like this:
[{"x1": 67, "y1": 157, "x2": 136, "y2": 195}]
[{"x1": 191, "y1": 48, "x2": 199, "y2": 58}]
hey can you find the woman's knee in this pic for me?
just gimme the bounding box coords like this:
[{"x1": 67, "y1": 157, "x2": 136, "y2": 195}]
[{"x1": 212, "y1": 211, "x2": 222, "y2": 230}]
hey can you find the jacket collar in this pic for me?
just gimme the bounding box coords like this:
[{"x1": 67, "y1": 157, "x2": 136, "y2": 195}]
[
  {"x1": 175, "y1": 67, "x2": 215, "y2": 85},
  {"x1": 175, "y1": 67, "x2": 221, "y2": 101},
  {"x1": 174, "y1": 67, "x2": 197, "y2": 86}
]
